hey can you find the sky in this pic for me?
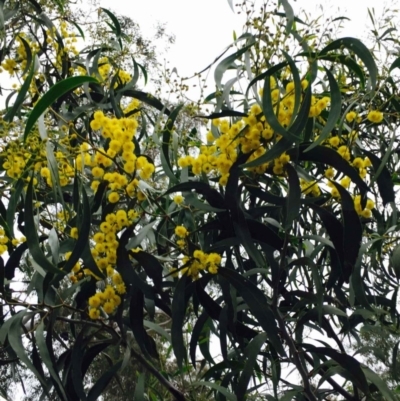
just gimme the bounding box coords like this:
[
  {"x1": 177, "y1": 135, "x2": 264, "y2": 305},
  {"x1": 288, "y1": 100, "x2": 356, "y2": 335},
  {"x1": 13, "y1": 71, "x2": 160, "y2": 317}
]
[{"x1": 98, "y1": 0, "x2": 391, "y2": 93}]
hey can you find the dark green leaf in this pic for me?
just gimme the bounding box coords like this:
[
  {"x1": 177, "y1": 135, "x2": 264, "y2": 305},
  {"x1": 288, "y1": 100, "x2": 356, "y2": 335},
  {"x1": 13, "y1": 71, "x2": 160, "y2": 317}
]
[
  {"x1": 219, "y1": 268, "x2": 285, "y2": 356},
  {"x1": 320, "y1": 37, "x2": 377, "y2": 91},
  {"x1": 285, "y1": 163, "x2": 301, "y2": 229},
  {"x1": 24, "y1": 76, "x2": 98, "y2": 141},
  {"x1": 25, "y1": 179, "x2": 62, "y2": 275},
  {"x1": 171, "y1": 275, "x2": 188, "y2": 369}
]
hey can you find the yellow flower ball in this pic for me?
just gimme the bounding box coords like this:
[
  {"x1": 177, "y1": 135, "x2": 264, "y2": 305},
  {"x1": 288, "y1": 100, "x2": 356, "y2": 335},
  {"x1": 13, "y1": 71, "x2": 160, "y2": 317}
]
[
  {"x1": 173, "y1": 195, "x2": 184, "y2": 204},
  {"x1": 89, "y1": 308, "x2": 100, "y2": 320},
  {"x1": 175, "y1": 225, "x2": 188, "y2": 238},
  {"x1": 367, "y1": 110, "x2": 383, "y2": 124},
  {"x1": 103, "y1": 301, "x2": 115, "y2": 314},
  {"x1": 108, "y1": 192, "x2": 120, "y2": 203},
  {"x1": 89, "y1": 294, "x2": 102, "y2": 308},
  {"x1": 346, "y1": 111, "x2": 357, "y2": 123}
]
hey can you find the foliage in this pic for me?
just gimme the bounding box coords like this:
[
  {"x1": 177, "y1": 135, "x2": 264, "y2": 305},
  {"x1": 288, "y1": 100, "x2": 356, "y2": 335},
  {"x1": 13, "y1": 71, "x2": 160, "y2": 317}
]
[{"x1": 1, "y1": 0, "x2": 400, "y2": 400}]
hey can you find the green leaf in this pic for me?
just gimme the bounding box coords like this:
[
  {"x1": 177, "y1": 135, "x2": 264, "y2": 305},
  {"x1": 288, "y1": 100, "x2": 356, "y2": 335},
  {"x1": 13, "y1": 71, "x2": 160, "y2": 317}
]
[
  {"x1": 392, "y1": 341, "x2": 400, "y2": 380},
  {"x1": 6, "y1": 178, "x2": 24, "y2": 238},
  {"x1": 190, "y1": 312, "x2": 214, "y2": 367},
  {"x1": 237, "y1": 332, "x2": 268, "y2": 401},
  {"x1": 192, "y1": 381, "x2": 237, "y2": 401},
  {"x1": 284, "y1": 163, "x2": 301, "y2": 230},
  {"x1": 129, "y1": 286, "x2": 154, "y2": 358},
  {"x1": 215, "y1": 40, "x2": 255, "y2": 88},
  {"x1": 320, "y1": 37, "x2": 377, "y2": 92},
  {"x1": 87, "y1": 361, "x2": 123, "y2": 401},
  {"x1": 316, "y1": 53, "x2": 365, "y2": 89},
  {"x1": 134, "y1": 373, "x2": 146, "y2": 401},
  {"x1": 8, "y1": 312, "x2": 48, "y2": 391},
  {"x1": 122, "y1": 90, "x2": 170, "y2": 115},
  {"x1": 279, "y1": 0, "x2": 295, "y2": 33},
  {"x1": 171, "y1": 275, "x2": 188, "y2": 369},
  {"x1": 391, "y1": 245, "x2": 400, "y2": 280},
  {"x1": 389, "y1": 56, "x2": 400, "y2": 73},
  {"x1": 363, "y1": 150, "x2": 395, "y2": 205},
  {"x1": 161, "y1": 104, "x2": 183, "y2": 183},
  {"x1": 305, "y1": 68, "x2": 341, "y2": 151},
  {"x1": 100, "y1": 8, "x2": 122, "y2": 37},
  {"x1": 24, "y1": 76, "x2": 98, "y2": 141},
  {"x1": 330, "y1": 181, "x2": 362, "y2": 279},
  {"x1": 143, "y1": 320, "x2": 171, "y2": 342},
  {"x1": 25, "y1": 179, "x2": 62, "y2": 275},
  {"x1": 290, "y1": 144, "x2": 369, "y2": 195},
  {"x1": 35, "y1": 321, "x2": 68, "y2": 401},
  {"x1": 362, "y1": 366, "x2": 397, "y2": 401},
  {"x1": 63, "y1": 186, "x2": 97, "y2": 276},
  {"x1": 309, "y1": 346, "x2": 369, "y2": 394},
  {"x1": 219, "y1": 268, "x2": 285, "y2": 356},
  {"x1": 4, "y1": 57, "x2": 35, "y2": 123}
]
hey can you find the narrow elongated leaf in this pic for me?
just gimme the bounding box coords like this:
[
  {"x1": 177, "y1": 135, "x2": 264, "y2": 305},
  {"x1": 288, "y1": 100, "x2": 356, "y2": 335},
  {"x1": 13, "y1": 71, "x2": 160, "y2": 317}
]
[
  {"x1": 219, "y1": 268, "x2": 285, "y2": 356},
  {"x1": 330, "y1": 182, "x2": 362, "y2": 280},
  {"x1": 8, "y1": 312, "x2": 48, "y2": 391},
  {"x1": 100, "y1": 8, "x2": 121, "y2": 36},
  {"x1": 308, "y1": 346, "x2": 369, "y2": 394},
  {"x1": 25, "y1": 179, "x2": 62, "y2": 275},
  {"x1": 279, "y1": 0, "x2": 295, "y2": 33},
  {"x1": 87, "y1": 361, "x2": 123, "y2": 401},
  {"x1": 285, "y1": 163, "x2": 301, "y2": 229},
  {"x1": 192, "y1": 381, "x2": 237, "y2": 401},
  {"x1": 215, "y1": 40, "x2": 255, "y2": 88},
  {"x1": 362, "y1": 366, "x2": 396, "y2": 401},
  {"x1": 237, "y1": 333, "x2": 268, "y2": 401},
  {"x1": 305, "y1": 68, "x2": 341, "y2": 151},
  {"x1": 24, "y1": 76, "x2": 98, "y2": 141},
  {"x1": 122, "y1": 90, "x2": 170, "y2": 115},
  {"x1": 171, "y1": 275, "x2": 188, "y2": 369},
  {"x1": 134, "y1": 373, "x2": 145, "y2": 401},
  {"x1": 36, "y1": 321, "x2": 68, "y2": 401},
  {"x1": 4, "y1": 56, "x2": 35, "y2": 122},
  {"x1": 291, "y1": 145, "x2": 369, "y2": 195},
  {"x1": 363, "y1": 149, "x2": 395, "y2": 205},
  {"x1": 7, "y1": 178, "x2": 24, "y2": 238},
  {"x1": 320, "y1": 37, "x2": 377, "y2": 91},
  {"x1": 161, "y1": 104, "x2": 183, "y2": 183}
]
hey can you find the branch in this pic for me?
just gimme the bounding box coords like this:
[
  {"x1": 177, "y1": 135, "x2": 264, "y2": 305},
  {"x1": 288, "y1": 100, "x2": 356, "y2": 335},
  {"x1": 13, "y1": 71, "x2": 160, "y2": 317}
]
[
  {"x1": 273, "y1": 308, "x2": 318, "y2": 401},
  {"x1": 303, "y1": 353, "x2": 358, "y2": 401},
  {"x1": 130, "y1": 347, "x2": 187, "y2": 401}
]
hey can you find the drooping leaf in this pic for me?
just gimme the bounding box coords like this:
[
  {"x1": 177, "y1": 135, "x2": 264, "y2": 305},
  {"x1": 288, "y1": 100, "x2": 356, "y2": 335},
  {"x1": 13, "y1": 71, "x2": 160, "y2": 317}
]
[
  {"x1": 219, "y1": 268, "x2": 285, "y2": 356},
  {"x1": 320, "y1": 37, "x2": 377, "y2": 91},
  {"x1": 171, "y1": 275, "x2": 188, "y2": 369},
  {"x1": 24, "y1": 76, "x2": 98, "y2": 141}
]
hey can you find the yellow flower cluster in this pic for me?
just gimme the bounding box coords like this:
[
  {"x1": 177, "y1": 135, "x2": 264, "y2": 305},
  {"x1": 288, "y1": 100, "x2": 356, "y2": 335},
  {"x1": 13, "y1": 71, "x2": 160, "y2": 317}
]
[
  {"x1": 175, "y1": 225, "x2": 188, "y2": 238},
  {"x1": 88, "y1": 284, "x2": 122, "y2": 319},
  {"x1": 354, "y1": 195, "x2": 375, "y2": 218},
  {"x1": 300, "y1": 179, "x2": 321, "y2": 196},
  {"x1": 178, "y1": 82, "x2": 331, "y2": 183},
  {"x1": 97, "y1": 57, "x2": 132, "y2": 87},
  {"x1": 179, "y1": 250, "x2": 222, "y2": 280},
  {"x1": 0, "y1": 228, "x2": 9, "y2": 255},
  {"x1": 87, "y1": 105, "x2": 155, "y2": 199},
  {"x1": 69, "y1": 209, "x2": 139, "y2": 296}
]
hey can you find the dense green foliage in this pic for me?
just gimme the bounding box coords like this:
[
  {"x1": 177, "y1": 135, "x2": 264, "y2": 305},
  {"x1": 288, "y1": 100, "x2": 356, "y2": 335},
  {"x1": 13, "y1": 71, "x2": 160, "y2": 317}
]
[{"x1": 1, "y1": 0, "x2": 400, "y2": 400}]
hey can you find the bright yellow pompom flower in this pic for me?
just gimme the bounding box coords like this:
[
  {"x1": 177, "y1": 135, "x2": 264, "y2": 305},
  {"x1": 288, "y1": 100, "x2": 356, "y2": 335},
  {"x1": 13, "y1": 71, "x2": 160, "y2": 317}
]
[
  {"x1": 173, "y1": 195, "x2": 184, "y2": 205},
  {"x1": 175, "y1": 225, "x2": 188, "y2": 238},
  {"x1": 367, "y1": 110, "x2": 383, "y2": 123}
]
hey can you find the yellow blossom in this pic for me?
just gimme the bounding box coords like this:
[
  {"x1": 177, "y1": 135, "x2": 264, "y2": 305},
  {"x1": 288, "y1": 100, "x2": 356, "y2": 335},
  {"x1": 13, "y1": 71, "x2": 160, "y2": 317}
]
[{"x1": 367, "y1": 110, "x2": 383, "y2": 123}]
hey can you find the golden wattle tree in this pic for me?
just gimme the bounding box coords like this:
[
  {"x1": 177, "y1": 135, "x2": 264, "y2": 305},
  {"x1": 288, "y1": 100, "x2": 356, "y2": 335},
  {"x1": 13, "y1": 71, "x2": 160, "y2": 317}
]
[{"x1": 0, "y1": 0, "x2": 400, "y2": 400}]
